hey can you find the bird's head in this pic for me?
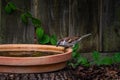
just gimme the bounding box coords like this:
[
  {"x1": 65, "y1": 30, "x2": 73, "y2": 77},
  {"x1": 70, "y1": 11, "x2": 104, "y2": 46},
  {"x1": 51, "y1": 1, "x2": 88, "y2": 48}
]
[{"x1": 56, "y1": 41, "x2": 61, "y2": 47}]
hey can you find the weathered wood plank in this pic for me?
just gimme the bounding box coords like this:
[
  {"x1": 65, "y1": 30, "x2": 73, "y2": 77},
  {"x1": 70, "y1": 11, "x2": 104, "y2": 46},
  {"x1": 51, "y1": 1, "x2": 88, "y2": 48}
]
[
  {"x1": 0, "y1": 0, "x2": 3, "y2": 43},
  {"x1": 0, "y1": 0, "x2": 34, "y2": 44},
  {"x1": 68, "y1": 0, "x2": 99, "y2": 52},
  {"x1": 33, "y1": 0, "x2": 99, "y2": 52},
  {"x1": 32, "y1": 0, "x2": 69, "y2": 38},
  {"x1": 102, "y1": 0, "x2": 120, "y2": 51}
]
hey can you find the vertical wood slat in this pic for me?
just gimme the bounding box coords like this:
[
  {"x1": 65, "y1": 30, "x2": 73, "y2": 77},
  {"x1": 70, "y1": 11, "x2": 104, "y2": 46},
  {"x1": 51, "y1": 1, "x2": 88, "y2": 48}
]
[
  {"x1": 68, "y1": 0, "x2": 99, "y2": 52},
  {"x1": 99, "y1": 0, "x2": 103, "y2": 51},
  {"x1": 36, "y1": 0, "x2": 70, "y2": 37},
  {"x1": 102, "y1": 0, "x2": 120, "y2": 51},
  {"x1": 0, "y1": 0, "x2": 34, "y2": 44},
  {"x1": 0, "y1": 0, "x2": 2, "y2": 43}
]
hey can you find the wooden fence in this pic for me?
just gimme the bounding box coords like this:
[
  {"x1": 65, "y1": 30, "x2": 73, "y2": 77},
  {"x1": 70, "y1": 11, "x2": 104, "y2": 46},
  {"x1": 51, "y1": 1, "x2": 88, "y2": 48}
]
[{"x1": 0, "y1": 0, "x2": 120, "y2": 52}]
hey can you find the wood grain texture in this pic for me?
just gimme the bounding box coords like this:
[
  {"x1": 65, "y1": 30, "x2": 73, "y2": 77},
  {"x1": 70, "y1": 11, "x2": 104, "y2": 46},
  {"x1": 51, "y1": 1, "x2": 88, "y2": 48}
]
[
  {"x1": 0, "y1": 0, "x2": 3, "y2": 43},
  {"x1": 68, "y1": 0, "x2": 99, "y2": 52},
  {"x1": 0, "y1": 0, "x2": 34, "y2": 44},
  {"x1": 102, "y1": 0, "x2": 120, "y2": 51},
  {"x1": 33, "y1": 0, "x2": 69, "y2": 38},
  {"x1": 0, "y1": 0, "x2": 120, "y2": 51},
  {"x1": 33, "y1": 0, "x2": 99, "y2": 52}
]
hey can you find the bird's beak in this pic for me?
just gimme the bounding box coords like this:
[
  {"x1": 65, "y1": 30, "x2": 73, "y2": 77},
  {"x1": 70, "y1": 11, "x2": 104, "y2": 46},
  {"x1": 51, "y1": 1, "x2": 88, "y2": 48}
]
[
  {"x1": 56, "y1": 42, "x2": 60, "y2": 47},
  {"x1": 56, "y1": 43, "x2": 59, "y2": 47}
]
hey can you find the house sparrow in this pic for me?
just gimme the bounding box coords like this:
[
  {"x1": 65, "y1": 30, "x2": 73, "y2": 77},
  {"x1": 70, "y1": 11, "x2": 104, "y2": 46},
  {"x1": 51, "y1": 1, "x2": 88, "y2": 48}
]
[{"x1": 56, "y1": 33, "x2": 92, "y2": 47}]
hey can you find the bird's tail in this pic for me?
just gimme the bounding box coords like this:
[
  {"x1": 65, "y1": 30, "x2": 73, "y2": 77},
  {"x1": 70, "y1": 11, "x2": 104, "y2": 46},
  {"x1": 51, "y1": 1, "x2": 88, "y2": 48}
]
[{"x1": 78, "y1": 33, "x2": 92, "y2": 42}]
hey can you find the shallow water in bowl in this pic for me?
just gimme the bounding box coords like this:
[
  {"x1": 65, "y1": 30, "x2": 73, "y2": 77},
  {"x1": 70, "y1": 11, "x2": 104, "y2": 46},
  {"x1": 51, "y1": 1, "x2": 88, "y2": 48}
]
[{"x1": 0, "y1": 51, "x2": 61, "y2": 57}]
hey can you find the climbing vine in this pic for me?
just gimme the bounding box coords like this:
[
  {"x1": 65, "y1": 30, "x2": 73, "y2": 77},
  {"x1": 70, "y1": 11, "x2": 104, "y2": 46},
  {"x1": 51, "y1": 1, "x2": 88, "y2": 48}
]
[{"x1": 4, "y1": 1, "x2": 57, "y2": 45}]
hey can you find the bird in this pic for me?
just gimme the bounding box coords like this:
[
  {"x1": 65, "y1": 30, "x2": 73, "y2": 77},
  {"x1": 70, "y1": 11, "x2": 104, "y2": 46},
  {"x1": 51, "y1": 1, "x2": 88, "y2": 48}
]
[{"x1": 56, "y1": 33, "x2": 92, "y2": 48}]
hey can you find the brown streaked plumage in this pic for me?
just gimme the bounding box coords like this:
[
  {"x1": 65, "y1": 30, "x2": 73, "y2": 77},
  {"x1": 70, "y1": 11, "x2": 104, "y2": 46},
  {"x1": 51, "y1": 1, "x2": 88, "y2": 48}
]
[{"x1": 56, "y1": 33, "x2": 92, "y2": 47}]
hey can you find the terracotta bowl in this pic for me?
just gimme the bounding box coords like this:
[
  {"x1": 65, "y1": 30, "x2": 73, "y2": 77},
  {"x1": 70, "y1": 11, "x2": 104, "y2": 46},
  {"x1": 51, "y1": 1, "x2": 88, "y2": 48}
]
[{"x1": 0, "y1": 44, "x2": 72, "y2": 73}]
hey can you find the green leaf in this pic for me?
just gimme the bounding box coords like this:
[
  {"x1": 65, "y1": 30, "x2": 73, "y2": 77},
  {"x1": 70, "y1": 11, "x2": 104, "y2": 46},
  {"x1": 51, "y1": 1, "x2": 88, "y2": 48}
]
[
  {"x1": 50, "y1": 35, "x2": 57, "y2": 45},
  {"x1": 94, "y1": 56, "x2": 112, "y2": 66},
  {"x1": 39, "y1": 34, "x2": 50, "y2": 44},
  {"x1": 77, "y1": 56, "x2": 89, "y2": 67},
  {"x1": 25, "y1": 12, "x2": 32, "y2": 18},
  {"x1": 72, "y1": 52, "x2": 77, "y2": 58},
  {"x1": 50, "y1": 38, "x2": 57, "y2": 45},
  {"x1": 8, "y1": 2, "x2": 16, "y2": 10},
  {"x1": 21, "y1": 13, "x2": 28, "y2": 24},
  {"x1": 73, "y1": 43, "x2": 79, "y2": 51},
  {"x1": 72, "y1": 52, "x2": 81, "y2": 59},
  {"x1": 21, "y1": 12, "x2": 32, "y2": 24},
  {"x1": 112, "y1": 53, "x2": 120, "y2": 63},
  {"x1": 36, "y1": 27, "x2": 44, "y2": 39},
  {"x1": 5, "y1": 4, "x2": 12, "y2": 14},
  {"x1": 5, "y1": 2, "x2": 16, "y2": 14},
  {"x1": 92, "y1": 51, "x2": 100, "y2": 61},
  {"x1": 100, "y1": 56, "x2": 113, "y2": 65},
  {"x1": 75, "y1": 53, "x2": 81, "y2": 59},
  {"x1": 32, "y1": 18, "x2": 41, "y2": 27},
  {"x1": 93, "y1": 60, "x2": 102, "y2": 66}
]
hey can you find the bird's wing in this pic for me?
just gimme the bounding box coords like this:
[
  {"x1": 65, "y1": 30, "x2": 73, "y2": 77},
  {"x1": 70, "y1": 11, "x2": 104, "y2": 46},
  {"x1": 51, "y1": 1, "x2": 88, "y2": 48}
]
[{"x1": 64, "y1": 37, "x2": 79, "y2": 43}]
